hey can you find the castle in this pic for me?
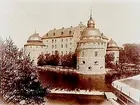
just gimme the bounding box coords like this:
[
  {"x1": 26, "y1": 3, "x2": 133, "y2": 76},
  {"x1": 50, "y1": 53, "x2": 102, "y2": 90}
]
[{"x1": 24, "y1": 13, "x2": 119, "y2": 74}]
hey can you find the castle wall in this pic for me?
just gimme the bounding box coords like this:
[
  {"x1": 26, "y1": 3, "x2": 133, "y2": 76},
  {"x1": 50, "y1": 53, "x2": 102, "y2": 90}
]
[
  {"x1": 24, "y1": 46, "x2": 45, "y2": 64},
  {"x1": 42, "y1": 37, "x2": 74, "y2": 55},
  {"x1": 77, "y1": 48, "x2": 106, "y2": 74}
]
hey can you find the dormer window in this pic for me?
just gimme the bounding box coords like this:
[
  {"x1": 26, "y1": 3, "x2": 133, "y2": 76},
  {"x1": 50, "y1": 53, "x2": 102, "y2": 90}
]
[{"x1": 61, "y1": 31, "x2": 64, "y2": 35}]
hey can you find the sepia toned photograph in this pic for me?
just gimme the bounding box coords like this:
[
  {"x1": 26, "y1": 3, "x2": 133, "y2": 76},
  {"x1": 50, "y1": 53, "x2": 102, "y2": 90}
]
[{"x1": 0, "y1": 0, "x2": 140, "y2": 105}]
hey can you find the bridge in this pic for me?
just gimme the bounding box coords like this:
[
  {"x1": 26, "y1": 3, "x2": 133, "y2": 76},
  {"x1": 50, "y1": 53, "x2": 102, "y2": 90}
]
[{"x1": 112, "y1": 75, "x2": 140, "y2": 105}]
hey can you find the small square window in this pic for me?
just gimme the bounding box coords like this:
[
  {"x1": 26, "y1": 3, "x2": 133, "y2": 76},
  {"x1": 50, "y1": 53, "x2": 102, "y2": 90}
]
[{"x1": 95, "y1": 51, "x2": 98, "y2": 57}]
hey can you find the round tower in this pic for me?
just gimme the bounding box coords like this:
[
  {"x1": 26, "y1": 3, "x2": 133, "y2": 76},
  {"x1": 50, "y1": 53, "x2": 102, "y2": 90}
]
[
  {"x1": 76, "y1": 14, "x2": 107, "y2": 74},
  {"x1": 24, "y1": 32, "x2": 45, "y2": 65},
  {"x1": 106, "y1": 39, "x2": 119, "y2": 64}
]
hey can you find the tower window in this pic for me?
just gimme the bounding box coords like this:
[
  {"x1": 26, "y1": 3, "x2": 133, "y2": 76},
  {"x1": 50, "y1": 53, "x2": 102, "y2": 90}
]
[
  {"x1": 55, "y1": 44, "x2": 57, "y2": 49},
  {"x1": 82, "y1": 61, "x2": 85, "y2": 64},
  {"x1": 88, "y1": 67, "x2": 92, "y2": 70},
  {"x1": 95, "y1": 51, "x2": 98, "y2": 57},
  {"x1": 94, "y1": 61, "x2": 99, "y2": 65},
  {"x1": 52, "y1": 39, "x2": 54, "y2": 43},
  {"x1": 61, "y1": 31, "x2": 64, "y2": 35},
  {"x1": 61, "y1": 39, "x2": 63, "y2": 42},
  {"x1": 52, "y1": 45, "x2": 54, "y2": 49}
]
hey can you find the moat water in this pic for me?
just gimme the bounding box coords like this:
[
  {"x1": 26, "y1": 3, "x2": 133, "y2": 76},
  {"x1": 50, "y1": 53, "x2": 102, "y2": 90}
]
[{"x1": 38, "y1": 69, "x2": 113, "y2": 105}]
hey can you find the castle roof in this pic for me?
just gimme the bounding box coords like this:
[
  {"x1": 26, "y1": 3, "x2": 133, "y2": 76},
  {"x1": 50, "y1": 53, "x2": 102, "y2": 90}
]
[
  {"x1": 107, "y1": 39, "x2": 119, "y2": 51},
  {"x1": 24, "y1": 32, "x2": 45, "y2": 46},
  {"x1": 42, "y1": 23, "x2": 86, "y2": 39},
  {"x1": 79, "y1": 12, "x2": 107, "y2": 44}
]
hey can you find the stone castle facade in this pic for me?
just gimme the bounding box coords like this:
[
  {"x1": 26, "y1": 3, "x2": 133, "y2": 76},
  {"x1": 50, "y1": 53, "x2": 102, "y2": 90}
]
[{"x1": 24, "y1": 13, "x2": 119, "y2": 74}]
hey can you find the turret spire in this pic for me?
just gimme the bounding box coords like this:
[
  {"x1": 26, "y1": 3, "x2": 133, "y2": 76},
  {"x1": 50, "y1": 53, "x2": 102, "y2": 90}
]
[
  {"x1": 35, "y1": 29, "x2": 36, "y2": 34},
  {"x1": 90, "y1": 8, "x2": 92, "y2": 19},
  {"x1": 87, "y1": 8, "x2": 95, "y2": 28}
]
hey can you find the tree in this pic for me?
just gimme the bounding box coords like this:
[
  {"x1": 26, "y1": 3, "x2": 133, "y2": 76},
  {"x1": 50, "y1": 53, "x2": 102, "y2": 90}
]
[
  {"x1": 105, "y1": 53, "x2": 115, "y2": 68},
  {"x1": 37, "y1": 53, "x2": 45, "y2": 66},
  {"x1": 61, "y1": 52, "x2": 77, "y2": 68},
  {"x1": 0, "y1": 37, "x2": 48, "y2": 105}
]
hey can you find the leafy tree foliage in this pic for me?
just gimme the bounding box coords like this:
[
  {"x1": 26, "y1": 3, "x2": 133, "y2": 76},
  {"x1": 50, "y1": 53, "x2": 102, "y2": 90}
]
[
  {"x1": 37, "y1": 53, "x2": 46, "y2": 66},
  {"x1": 120, "y1": 44, "x2": 140, "y2": 65},
  {"x1": 38, "y1": 51, "x2": 60, "y2": 66},
  {"x1": 0, "y1": 37, "x2": 48, "y2": 105},
  {"x1": 105, "y1": 53, "x2": 115, "y2": 68},
  {"x1": 37, "y1": 51, "x2": 77, "y2": 68},
  {"x1": 61, "y1": 52, "x2": 77, "y2": 68}
]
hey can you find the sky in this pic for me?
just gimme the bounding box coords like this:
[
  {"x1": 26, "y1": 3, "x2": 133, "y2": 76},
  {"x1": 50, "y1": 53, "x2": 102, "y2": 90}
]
[{"x1": 0, "y1": 0, "x2": 140, "y2": 48}]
